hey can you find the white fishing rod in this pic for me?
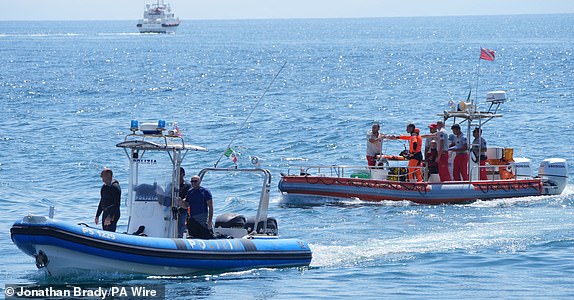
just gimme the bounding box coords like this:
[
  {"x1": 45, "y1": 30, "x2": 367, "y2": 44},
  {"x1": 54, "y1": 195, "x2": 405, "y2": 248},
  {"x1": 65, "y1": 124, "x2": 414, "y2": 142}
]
[{"x1": 214, "y1": 61, "x2": 287, "y2": 168}]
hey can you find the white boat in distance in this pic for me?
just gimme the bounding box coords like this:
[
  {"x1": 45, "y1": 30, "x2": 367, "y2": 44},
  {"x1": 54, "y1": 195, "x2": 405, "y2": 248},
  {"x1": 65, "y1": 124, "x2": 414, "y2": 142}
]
[{"x1": 136, "y1": 0, "x2": 180, "y2": 34}]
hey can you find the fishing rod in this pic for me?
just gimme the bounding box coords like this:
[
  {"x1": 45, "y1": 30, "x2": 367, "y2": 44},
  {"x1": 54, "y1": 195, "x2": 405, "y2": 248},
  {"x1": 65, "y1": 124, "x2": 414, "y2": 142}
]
[{"x1": 214, "y1": 61, "x2": 287, "y2": 168}]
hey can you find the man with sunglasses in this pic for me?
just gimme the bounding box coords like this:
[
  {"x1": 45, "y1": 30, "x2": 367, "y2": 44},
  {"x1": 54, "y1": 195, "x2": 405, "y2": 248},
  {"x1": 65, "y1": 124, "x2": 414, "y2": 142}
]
[{"x1": 181, "y1": 175, "x2": 214, "y2": 239}]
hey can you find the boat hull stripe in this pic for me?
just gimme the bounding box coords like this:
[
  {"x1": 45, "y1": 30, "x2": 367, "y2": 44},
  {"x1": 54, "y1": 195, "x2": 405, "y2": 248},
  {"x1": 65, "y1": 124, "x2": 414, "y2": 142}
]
[
  {"x1": 240, "y1": 239, "x2": 257, "y2": 251},
  {"x1": 173, "y1": 239, "x2": 187, "y2": 250}
]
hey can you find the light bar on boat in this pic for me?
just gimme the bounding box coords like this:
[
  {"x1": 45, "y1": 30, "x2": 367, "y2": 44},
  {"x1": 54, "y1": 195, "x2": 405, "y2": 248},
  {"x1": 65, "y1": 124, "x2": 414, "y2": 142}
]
[{"x1": 135, "y1": 119, "x2": 166, "y2": 135}]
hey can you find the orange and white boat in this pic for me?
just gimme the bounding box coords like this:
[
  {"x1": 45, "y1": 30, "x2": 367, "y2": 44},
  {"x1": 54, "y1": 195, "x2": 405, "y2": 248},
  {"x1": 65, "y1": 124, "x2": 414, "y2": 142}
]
[{"x1": 279, "y1": 91, "x2": 568, "y2": 205}]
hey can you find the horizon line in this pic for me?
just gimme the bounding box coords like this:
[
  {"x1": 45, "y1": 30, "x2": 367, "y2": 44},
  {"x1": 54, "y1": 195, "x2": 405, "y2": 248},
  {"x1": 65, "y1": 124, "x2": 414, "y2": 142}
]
[{"x1": 2, "y1": 12, "x2": 572, "y2": 22}]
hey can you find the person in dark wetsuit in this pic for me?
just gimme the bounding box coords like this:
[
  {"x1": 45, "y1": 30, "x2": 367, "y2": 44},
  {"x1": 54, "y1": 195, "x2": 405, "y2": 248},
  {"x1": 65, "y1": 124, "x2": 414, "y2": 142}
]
[{"x1": 95, "y1": 168, "x2": 121, "y2": 232}]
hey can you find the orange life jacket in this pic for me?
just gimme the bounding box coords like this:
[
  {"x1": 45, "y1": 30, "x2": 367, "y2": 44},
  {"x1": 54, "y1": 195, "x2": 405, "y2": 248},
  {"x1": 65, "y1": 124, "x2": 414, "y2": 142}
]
[{"x1": 399, "y1": 135, "x2": 422, "y2": 154}]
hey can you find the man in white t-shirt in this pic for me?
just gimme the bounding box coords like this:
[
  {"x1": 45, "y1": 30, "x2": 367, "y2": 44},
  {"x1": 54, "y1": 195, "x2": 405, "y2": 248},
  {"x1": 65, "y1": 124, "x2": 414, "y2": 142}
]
[
  {"x1": 436, "y1": 120, "x2": 451, "y2": 181},
  {"x1": 366, "y1": 123, "x2": 383, "y2": 166}
]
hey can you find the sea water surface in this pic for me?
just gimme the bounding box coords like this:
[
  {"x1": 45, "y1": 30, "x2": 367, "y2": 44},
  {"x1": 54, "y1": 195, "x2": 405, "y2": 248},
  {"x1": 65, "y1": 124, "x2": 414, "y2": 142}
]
[{"x1": 1, "y1": 15, "x2": 574, "y2": 299}]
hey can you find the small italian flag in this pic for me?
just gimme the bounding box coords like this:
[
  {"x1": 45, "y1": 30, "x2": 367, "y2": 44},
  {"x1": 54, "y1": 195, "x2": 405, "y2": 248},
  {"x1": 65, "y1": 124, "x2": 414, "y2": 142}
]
[
  {"x1": 224, "y1": 147, "x2": 238, "y2": 164},
  {"x1": 174, "y1": 124, "x2": 182, "y2": 137}
]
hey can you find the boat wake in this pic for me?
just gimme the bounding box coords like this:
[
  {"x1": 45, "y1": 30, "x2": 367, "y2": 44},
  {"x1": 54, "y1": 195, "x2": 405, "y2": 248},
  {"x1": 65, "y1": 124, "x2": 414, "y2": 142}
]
[
  {"x1": 24, "y1": 266, "x2": 296, "y2": 285},
  {"x1": 308, "y1": 210, "x2": 572, "y2": 270},
  {"x1": 26, "y1": 270, "x2": 146, "y2": 285},
  {"x1": 0, "y1": 33, "x2": 85, "y2": 38},
  {"x1": 277, "y1": 194, "x2": 415, "y2": 208},
  {"x1": 309, "y1": 234, "x2": 512, "y2": 269},
  {"x1": 278, "y1": 183, "x2": 574, "y2": 208},
  {"x1": 97, "y1": 33, "x2": 143, "y2": 36},
  {"x1": 470, "y1": 183, "x2": 574, "y2": 208}
]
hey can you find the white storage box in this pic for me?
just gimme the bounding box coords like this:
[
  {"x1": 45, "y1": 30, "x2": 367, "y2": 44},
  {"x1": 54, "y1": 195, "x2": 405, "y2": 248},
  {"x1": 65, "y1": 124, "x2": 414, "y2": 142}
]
[{"x1": 486, "y1": 147, "x2": 504, "y2": 160}]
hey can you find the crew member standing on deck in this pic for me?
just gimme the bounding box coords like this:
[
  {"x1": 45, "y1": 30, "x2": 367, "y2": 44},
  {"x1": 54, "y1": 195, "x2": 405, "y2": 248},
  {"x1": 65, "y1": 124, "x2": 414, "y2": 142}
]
[
  {"x1": 95, "y1": 168, "x2": 121, "y2": 232},
  {"x1": 424, "y1": 123, "x2": 438, "y2": 160},
  {"x1": 182, "y1": 175, "x2": 214, "y2": 239},
  {"x1": 176, "y1": 167, "x2": 191, "y2": 238},
  {"x1": 389, "y1": 123, "x2": 423, "y2": 182},
  {"x1": 449, "y1": 124, "x2": 469, "y2": 181},
  {"x1": 436, "y1": 120, "x2": 452, "y2": 181},
  {"x1": 426, "y1": 140, "x2": 439, "y2": 177},
  {"x1": 366, "y1": 122, "x2": 383, "y2": 166},
  {"x1": 472, "y1": 127, "x2": 488, "y2": 180}
]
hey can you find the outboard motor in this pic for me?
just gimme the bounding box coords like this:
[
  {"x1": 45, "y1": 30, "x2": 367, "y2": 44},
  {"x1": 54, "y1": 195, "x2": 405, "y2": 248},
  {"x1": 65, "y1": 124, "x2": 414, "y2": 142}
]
[
  {"x1": 512, "y1": 157, "x2": 532, "y2": 179},
  {"x1": 245, "y1": 216, "x2": 278, "y2": 236},
  {"x1": 215, "y1": 213, "x2": 246, "y2": 228},
  {"x1": 213, "y1": 213, "x2": 247, "y2": 238},
  {"x1": 538, "y1": 158, "x2": 568, "y2": 195}
]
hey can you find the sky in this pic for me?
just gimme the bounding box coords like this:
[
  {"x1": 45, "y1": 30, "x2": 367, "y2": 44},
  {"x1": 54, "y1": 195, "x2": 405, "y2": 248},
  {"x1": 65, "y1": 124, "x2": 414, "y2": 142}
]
[{"x1": 1, "y1": 0, "x2": 574, "y2": 21}]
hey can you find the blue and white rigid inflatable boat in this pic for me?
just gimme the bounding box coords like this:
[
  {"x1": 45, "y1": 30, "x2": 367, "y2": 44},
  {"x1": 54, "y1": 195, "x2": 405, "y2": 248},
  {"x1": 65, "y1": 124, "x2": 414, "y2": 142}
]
[
  {"x1": 10, "y1": 120, "x2": 312, "y2": 276},
  {"x1": 11, "y1": 216, "x2": 311, "y2": 276}
]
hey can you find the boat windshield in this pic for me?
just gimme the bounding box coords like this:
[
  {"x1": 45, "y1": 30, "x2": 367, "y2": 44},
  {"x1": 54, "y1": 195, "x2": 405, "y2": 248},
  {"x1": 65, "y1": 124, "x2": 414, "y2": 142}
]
[{"x1": 131, "y1": 151, "x2": 176, "y2": 206}]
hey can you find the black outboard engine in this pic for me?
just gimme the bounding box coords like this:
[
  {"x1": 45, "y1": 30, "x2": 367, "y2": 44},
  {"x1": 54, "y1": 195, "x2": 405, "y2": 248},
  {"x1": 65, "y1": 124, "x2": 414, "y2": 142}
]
[
  {"x1": 245, "y1": 216, "x2": 278, "y2": 236},
  {"x1": 215, "y1": 213, "x2": 246, "y2": 229},
  {"x1": 213, "y1": 213, "x2": 248, "y2": 239}
]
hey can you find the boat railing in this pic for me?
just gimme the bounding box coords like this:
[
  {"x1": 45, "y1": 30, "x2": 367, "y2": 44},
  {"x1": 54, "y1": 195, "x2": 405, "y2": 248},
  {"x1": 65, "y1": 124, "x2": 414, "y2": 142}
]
[
  {"x1": 286, "y1": 164, "x2": 420, "y2": 182},
  {"x1": 198, "y1": 168, "x2": 273, "y2": 236},
  {"x1": 286, "y1": 162, "x2": 527, "y2": 183},
  {"x1": 287, "y1": 165, "x2": 368, "y2": 178},
  {"x1": 471, "y1": 163, "x2": 524, "y2": 181},
  {"x1": 124, "y1": 131, "x2": 186, "y2": 147}
]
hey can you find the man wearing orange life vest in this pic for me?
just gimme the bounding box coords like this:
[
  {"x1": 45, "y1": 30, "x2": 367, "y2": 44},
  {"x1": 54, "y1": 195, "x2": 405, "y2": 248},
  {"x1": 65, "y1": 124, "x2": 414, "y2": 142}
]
[{"x1": 389, "y1": 123, "x2": 423, "y2": 182}]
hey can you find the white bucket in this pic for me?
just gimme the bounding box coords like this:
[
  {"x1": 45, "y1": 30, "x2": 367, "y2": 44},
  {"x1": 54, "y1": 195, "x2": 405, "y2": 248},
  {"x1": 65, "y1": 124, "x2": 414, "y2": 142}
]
[{"x1": 370, "y1": 168, "x2": 388, "y2": 180}]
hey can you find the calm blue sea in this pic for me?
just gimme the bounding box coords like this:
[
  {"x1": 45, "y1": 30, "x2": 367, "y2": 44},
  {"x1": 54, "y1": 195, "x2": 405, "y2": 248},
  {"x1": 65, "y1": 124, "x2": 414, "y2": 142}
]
[{"x1": 1, "y1": 14, "x2": 574, "y2": 299}]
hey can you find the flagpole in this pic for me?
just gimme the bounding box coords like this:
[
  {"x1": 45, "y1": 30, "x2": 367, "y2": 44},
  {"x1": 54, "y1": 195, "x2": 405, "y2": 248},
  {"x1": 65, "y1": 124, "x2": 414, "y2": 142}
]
[
  {"x1": 214, "y1": 61, "x2": 287, "y2": 168},
  {"x1": 474, "y1": 50, "x2": 482, "y2": 112},
  {"x1": 475, "y1": 48, "x2": 496, "y2": 112}
]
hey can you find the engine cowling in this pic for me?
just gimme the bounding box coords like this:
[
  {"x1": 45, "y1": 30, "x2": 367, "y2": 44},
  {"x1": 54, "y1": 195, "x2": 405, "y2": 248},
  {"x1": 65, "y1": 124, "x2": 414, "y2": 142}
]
[{"x1": 538, "y1": 158, "x2": 568, "y2": 195}]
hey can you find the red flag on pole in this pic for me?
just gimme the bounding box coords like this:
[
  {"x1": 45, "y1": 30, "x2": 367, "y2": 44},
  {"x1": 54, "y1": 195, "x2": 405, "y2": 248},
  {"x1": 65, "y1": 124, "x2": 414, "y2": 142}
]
[{"x1": 480, "y1": 48, "x2": 495, "y2": 61}]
